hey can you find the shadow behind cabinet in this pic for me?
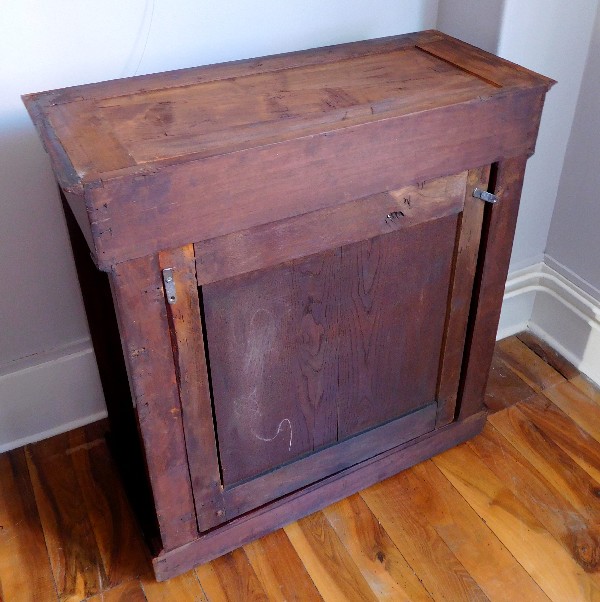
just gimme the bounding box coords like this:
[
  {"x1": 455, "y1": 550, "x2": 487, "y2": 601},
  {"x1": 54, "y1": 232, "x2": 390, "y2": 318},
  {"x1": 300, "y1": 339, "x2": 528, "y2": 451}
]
[{"x1": 24, "y1": 31, "x2": 554, "y2": 580}]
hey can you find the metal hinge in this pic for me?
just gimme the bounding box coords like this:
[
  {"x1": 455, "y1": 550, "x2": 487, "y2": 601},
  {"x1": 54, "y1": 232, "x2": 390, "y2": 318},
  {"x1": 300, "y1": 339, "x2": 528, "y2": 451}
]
[
  {"x1": 473, "y1": 188, "x2": 499, "y2": 204},
  {"x1": 162, "y1": 268, "x2": 177, "y2": 304}
]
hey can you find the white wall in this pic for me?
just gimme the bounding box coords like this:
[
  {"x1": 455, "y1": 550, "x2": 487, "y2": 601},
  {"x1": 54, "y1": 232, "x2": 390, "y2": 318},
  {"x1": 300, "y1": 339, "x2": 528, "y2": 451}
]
[
  {"x1": 546, "y1": 1, "x2": 600, "y2": 300},
  {"x1": 0, "y1": 0, "x2": 438, "y2": 450}
]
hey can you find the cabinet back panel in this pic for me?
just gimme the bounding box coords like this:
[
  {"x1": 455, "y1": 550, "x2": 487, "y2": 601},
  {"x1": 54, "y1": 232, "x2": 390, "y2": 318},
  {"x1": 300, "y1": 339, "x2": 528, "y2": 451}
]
[{"x1": 202, "y1": 214, "x2": 458, "y2": 486}]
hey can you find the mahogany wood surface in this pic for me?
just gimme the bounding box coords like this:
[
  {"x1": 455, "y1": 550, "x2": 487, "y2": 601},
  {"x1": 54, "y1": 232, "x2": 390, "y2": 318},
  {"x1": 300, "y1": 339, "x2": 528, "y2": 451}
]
[
  {"x1": 3, "y1": 333, "x2": 599, "y2": 600},
  {"x1": 24, "y1": 31, "x2": 553, "y2": 269},
  {"x1": 21, "y1": 30, "x2": 554, "y2": 583}
]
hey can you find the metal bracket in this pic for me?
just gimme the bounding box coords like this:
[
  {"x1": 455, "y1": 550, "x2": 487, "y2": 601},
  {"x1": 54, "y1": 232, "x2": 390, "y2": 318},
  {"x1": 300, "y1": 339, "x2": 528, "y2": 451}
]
[
  {"x1": 473, "y1": 188, "x2": 499, "y2": 204},
  {"x1": 162, "y1": 268, "x2": 177, "y2": 304}
]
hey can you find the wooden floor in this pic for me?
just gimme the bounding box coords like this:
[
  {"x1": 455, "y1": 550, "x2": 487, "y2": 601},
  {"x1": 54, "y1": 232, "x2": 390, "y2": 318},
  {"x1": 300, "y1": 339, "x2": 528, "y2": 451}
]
[{"x1": 1, "y1": 332, "x2": 600, "y2": 601}]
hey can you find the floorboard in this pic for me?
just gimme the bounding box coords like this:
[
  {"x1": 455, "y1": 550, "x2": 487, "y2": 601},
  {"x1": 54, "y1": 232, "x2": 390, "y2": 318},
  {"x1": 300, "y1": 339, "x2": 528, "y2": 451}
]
[{"x1": 1, "y1": 332, "x2": 599, "y2": 601}]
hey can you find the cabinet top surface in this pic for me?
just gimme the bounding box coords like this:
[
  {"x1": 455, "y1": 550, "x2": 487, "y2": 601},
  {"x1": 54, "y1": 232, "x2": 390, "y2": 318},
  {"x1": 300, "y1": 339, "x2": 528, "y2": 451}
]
[{"x1": 24, "y1": 30, "x2": 553, "y2": 189}]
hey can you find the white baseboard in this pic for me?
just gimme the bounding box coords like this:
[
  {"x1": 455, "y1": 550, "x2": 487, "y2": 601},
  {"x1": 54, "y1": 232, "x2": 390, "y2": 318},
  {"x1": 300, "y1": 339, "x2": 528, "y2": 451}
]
[
  {"x1": 1, "y1": 260, "x2": 598, "y2": 452},
  {"x1": 498, "y1": 262, "x2": 600, "y2": 386},
  {"x1": 0, "y1": 339, "x2": 107, "y2": 453}
]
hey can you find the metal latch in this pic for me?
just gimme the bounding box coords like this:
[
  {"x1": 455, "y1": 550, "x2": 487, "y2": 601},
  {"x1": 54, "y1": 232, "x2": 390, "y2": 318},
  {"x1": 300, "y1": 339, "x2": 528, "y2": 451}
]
[
  {"x1": 473, "y1": 188, "x2": 499, "y2": 204},
  {"x1": 162, "y1": 268, "x2": 177, "y2": 304}
]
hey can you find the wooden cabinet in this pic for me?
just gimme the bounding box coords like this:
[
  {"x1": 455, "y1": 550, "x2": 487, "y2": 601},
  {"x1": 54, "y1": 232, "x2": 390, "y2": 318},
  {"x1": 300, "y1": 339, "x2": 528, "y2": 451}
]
[{"x1": 24, "y1": 30, "x2": 554, "y2": 581}]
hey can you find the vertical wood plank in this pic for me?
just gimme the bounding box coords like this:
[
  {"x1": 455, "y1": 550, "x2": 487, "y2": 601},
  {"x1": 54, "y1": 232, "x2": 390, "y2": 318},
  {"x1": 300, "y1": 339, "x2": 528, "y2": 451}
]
[
  {"x1": 284, "y1": 512, "x2": 379, "y2": 602},
  {"x1": 436, "y1": 166, "x2": 488, "y2": 426},
  {"x1": 110, "y1": 255, "x2": 198, "y2": 550},
  {"x1": 25, "y1": 434, "x2": 107, "y2": 600},
  {"x1": 458, "y1": 156, "x2": 529, "y2": 418},
  {"x1": 433, "y1": 442, "x2": 600, "y2": 601},
  {"x1": 0, "y1": 449, "x2": 57, "y2": 602},
  {"x1": 322, "y1": 495, "x2": 433, "y2": 601},
  {"x1": 244, "y1": 530, "x2": 323, "y2": 602},
  {"x1": 158, "y1": 245, "x2": 225, "y2": 531},
  {"x1": 360, "y1": 477, "x2": 489, "y2": 602}
]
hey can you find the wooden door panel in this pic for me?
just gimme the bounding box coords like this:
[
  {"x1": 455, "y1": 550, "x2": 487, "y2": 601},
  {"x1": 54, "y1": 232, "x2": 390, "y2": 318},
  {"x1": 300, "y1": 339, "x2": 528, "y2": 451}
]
[
  {"x1": 202, "y1": 214, "x2": 460, "y2": 488},
  {"x1": 203, "y1": 249, "x2": 341, "y2": 486},
  {"x1": 337, "y1": 215, "x2": 458, "y2": 439}
]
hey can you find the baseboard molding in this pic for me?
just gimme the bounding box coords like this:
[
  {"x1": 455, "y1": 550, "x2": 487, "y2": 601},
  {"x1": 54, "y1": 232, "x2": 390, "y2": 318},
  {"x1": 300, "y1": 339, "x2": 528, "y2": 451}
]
[
  {"x1": 499, "y1": 262, "x2": 600, "y2": 386},
  {"x1": 0, "y1": 339, "x2": 107, "y2": 453}
]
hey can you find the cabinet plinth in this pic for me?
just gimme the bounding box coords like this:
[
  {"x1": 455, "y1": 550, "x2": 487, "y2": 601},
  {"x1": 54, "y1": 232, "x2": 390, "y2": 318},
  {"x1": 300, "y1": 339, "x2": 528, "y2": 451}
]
[{"x1": 24, "y1": 30, "x2": 554, "y2": 581}]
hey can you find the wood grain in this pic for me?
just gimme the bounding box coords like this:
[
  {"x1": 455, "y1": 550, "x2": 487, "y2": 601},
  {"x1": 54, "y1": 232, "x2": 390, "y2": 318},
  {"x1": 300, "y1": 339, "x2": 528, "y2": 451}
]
[
  {"x1": 200, "y1": 548, "x2": 269, "y2": 601},
  {"x1": 484, "y1": 353, "x2": 536, "y2": 413},
  {"x1": 244, "y1": 530, "x2": 323, "y2": 602},
  {"x1": 360, "y1": 479, "x2": 488, "y2": 601},
  {"x1": 516, "y1": 394, "x2": 600, "y2": 485},
  {"x1": 25, "y1": 433, "x2": 107, "y2": 601},
  {"x1": 571, "y1": 374, "x2": 600, "y2": 407},
  {"x1": 195, "y1": 172, "x2": 467, "y2": 285},
  {"x1": 285, "y1": 512, "x2": 379, "y2": 602},
  {"x1": 516, "y1": 331, "x2": 579, "y2": 379},
  {"x1": 141, "y1": 569, "x2": 207, "y2": 602},
  {"x1": 87, "y1": 580, "x2": 147, "y2": 602},
  {"x1": 110, "y1": 255, "x2": 198, "y2": 550},
  {"x1": 496, "y1": 337, "x2": 566, "y2": 393},
  {"x1": 322, "y1": 495, "x2": 433, "y2": 601},
  {"x1": 543, "y1": 381, "x2": 600, "y2": 443},
  {"x1": 470, "y1": 420, "x2": 600, "y2": 575},
  {"x1": 436, "y1": 166, "x2": 488, "y2": 426},
  {"x1": 433, "y1": 441, "x2": 600, "y2": 601},
  {"x1": 399, "y1": 460, "x2": 550, "y2": 601},
  {"x1": 158, "y1": 245, "x2": 225, "y2": 531},
  {"x1": 0, "y1": 449, "x2": 56, "y2": 602}
]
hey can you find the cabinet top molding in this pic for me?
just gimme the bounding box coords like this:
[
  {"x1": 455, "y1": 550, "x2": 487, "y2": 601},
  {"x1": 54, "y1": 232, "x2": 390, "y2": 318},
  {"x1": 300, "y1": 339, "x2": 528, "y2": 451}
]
[{"x1": 23, "y1": 30, "x2": 554, "y2": 269}]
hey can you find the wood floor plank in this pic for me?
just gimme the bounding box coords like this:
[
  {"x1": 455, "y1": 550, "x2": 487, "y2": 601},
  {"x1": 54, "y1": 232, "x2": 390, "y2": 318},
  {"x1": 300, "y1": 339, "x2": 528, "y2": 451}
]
[
  {"x1": 141, "y1": 568, "x2": 207, "y2": 601},
  {"x1": 360, "y1": 478, "x2": 489, "y2": 602},
  {"x1": 285, "y1": 512, "x2": 380, "y2": 602},
  {"x1": 25, "y1": 435, "x2": 108, "y2": 601},
  {"x1": 86, "y1": 579, "x2": 147, "y2": 602},
  {"x1": 497, "y1": 337, "x2": 565, "y2": 392},
  {"x1": 67, "y1": 428, "x2": 148, "y2": 588},
  {"x1": 0, "y1": 449, "x2": 57, "y2": 602},
  {"x1": 199, "y1": 548, "x2": 269, "y2": 601},
  {"x1": 484, "y1": 353, "x2": 536, "y2": 413},
  {"x1": 543, "y1": 381, "x2": 600, "y2": 443},
  {"x1": 570, "y1": 374, "x2": 600, "y2": 406},
  {"x1": 470, "y1": 421, "x2": 600, "y2": 574},
  {"x1": 322, "y1": 494, "x2": 433, "y2": 601},
  {"x1": 244, "y1": 529, "x2": 323, "y2": 602},
  {"x1": 433, "y1": 442, "x2": 600, "y2": 601},
  {"x1": 400, "y1": 460, "x2": 550, "y2": 601},
  {"x1": 516, "y1": 395, "x2": 600, "y2": 487},
  {"x1": 195, "y1": 563, "x2": 229, "y2": 601},
  {"x1": 516, "y1": 331, "x2": 579, "y2": 379},
  {"x1": 488, "y1": 405, "x2": 600, "y2": 530}
]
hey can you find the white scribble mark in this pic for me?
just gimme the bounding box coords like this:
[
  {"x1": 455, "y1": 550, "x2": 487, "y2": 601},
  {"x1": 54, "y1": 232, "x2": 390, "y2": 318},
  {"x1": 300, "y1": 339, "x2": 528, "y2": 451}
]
[{"x1": 252, "y1": 418, "x2": 293, "y2": 451}]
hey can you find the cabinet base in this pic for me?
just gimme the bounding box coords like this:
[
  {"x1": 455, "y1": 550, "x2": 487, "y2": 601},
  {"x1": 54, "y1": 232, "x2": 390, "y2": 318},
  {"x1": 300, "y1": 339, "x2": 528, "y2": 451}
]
[{"x1": 152, "y1": 410, "x2": 487, "y2": 581}]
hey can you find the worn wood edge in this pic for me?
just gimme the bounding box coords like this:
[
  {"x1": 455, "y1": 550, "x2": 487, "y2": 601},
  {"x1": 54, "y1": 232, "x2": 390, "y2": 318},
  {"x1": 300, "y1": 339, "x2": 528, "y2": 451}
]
[
  {"x1": 88, "y1": 89, "x2": 546, "y2": 270},
  {"x1": 151, "y1": 411, "x2": 486, "y2": 581},
  {"x1": 25, "y1": 31, "x2": 442, "y2": 109},
  {"x1": 195, "y1": 173, "x2": 466, "y2": 285},
  {"x1": 221, "y1": 403, "x2": 437, "y2": 520},
  {"x1": 436, "y1": 166, "x2": 489, "y2": 427}
]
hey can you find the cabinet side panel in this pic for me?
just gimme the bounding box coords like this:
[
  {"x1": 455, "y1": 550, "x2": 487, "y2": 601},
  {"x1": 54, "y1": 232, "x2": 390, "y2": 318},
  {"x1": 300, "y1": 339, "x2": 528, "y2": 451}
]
[
  {"x1": 111, "y1": 256, "x2": 199, "y2": 550},
  {"x1": 457, "y1": 156, "x2": 528, "y2": 419}
]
